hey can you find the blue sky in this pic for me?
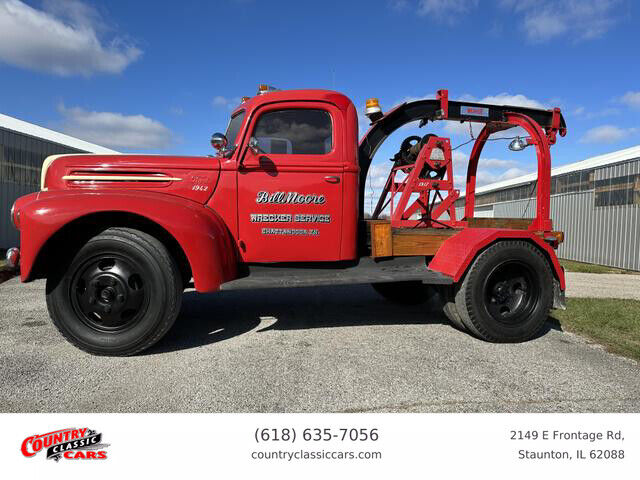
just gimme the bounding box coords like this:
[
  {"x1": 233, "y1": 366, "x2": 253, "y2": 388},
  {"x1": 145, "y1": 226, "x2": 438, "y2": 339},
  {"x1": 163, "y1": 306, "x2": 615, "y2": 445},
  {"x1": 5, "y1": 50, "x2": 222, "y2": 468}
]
[{"x1": 1, "y1": 0, "x2": 639, "y2": 210}]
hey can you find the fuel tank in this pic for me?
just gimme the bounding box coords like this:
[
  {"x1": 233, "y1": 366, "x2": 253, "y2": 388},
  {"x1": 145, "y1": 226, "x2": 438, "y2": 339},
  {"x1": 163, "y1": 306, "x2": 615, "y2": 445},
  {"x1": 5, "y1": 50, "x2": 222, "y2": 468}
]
[{"x1": 40, "y1": 154, "x2": 221, "y2": 204}]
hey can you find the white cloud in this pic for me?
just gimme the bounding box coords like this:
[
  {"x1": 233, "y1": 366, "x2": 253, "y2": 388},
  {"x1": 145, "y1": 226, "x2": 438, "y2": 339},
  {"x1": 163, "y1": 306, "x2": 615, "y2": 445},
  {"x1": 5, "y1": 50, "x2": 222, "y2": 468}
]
[
  {"x1": 479, "y1": 158, "x2": 518, "y2": 169},
  {"x1": 454, "y1": 167, "x2": 531, "y2": 190},
  {"x1": 451, "y1": 150, "x2": 468, "y2": 165},
  {"x1": 212, "y1": 96, "x2": 228, "y2": 107},
  {"x1": 440, "y1": 93, "x2": 544, "y2": 139},
  {"x1": 500, "y1": 0, "x2": 621, "y2": 43},
  {"x1": 620, "y1": 91, "x2": 640, "y2": 109},
  {"x1": 212, "y1": 95, "x2": 242, "y2": 110},
  {"x1": 57, "y1": 104, "x2": 172, "y2": 150},
  {"x1": 522, "y1": 12, "x2": 567, "y2": 41},
  {"x1": 572, "y1": 106, "x2": 619, "y2": 120},
  {"x1": 463, "y1": 93, "x2": 547, "y2": 109},
  {"x1": 0, "y1": 0, "x2": 141, "y2": 76},
  {"x1": 417, "y1": 0, "x2": 478, "y2": 18},
  {"x1": 394, "y1": 0, "x2": 619, "y2": 42},
  {"x1": 367, "y1": 163, "x2": 391, "y2": 189},
  {"x1": 365, "y1": 153, "x2": 523, "y2": 203},
  {"x1": 451, "y1": 153, "x2": 523, "y2": 187},
  {"x1": 388, "y1": 0, "x2": 409, "y2": 11},
  {"x1": 444, "y1": 121, "x2": 475, "y2": 137},
  {"x1": 475, "y1": 167, "x2": 530, "y2": 187},
  {"x1": 580, "y1": 125, "x2": 638, "y2": 144}
]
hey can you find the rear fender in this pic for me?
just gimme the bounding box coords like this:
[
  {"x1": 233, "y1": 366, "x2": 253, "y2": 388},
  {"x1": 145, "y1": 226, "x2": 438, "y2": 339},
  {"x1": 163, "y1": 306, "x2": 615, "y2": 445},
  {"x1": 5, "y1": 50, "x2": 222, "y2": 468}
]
[
  {"x1": 428, "y1": 228, "x2": 565, "y2": 290},
  {"x1": 18, "y1": 190, "x2": 237, "y2": 292}
]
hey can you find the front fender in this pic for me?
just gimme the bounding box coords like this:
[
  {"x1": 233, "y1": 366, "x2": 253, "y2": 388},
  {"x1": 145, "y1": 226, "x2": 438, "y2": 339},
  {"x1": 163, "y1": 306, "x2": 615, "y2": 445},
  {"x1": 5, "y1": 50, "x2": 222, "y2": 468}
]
[
  {"x1": 428, "y1": 228, "x2": 565, "y2": 290},
  {"x1": 18, "y1": 190, "x2": 237, "y2": 292}
]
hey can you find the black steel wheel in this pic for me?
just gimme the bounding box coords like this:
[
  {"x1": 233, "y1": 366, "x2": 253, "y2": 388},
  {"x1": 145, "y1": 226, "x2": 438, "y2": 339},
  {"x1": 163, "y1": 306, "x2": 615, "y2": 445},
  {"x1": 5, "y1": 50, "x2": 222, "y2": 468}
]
[
  {"x1": 70, "y1": 254, "x2": 149, "y2": 333},
  {"x1": 454, "y1": 241, "x2": 553, "y2": 342},
  {"x1": 46, "y1": 227, "x2": 182, "y2": 356},
  {"x1": 483, "y1": 261, "x2": 539, "y2": 324}
]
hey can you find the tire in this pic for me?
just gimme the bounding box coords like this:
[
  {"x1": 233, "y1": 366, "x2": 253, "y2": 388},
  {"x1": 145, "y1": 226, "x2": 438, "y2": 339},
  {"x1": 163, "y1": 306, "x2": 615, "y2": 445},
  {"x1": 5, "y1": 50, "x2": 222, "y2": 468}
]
[
  {"x1": 371, "y1": 281, "x2": 434, "y2": 305},
  {"x1": 438, "y1": 285, "x2": 466, "y2": 331},
  {"x1": 454, "y1": 240, "x2": 553, "y2": 342},
  {"x1": 46, "y1": 227, "x2": 182, "y2": 356}
]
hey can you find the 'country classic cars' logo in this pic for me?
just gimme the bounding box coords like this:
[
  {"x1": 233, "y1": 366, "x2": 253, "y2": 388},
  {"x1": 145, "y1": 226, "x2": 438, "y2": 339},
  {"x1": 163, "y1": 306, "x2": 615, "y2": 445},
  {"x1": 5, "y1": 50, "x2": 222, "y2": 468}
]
[{"x1": 21, "y1": 427, "x2": 109, "y2": 461}]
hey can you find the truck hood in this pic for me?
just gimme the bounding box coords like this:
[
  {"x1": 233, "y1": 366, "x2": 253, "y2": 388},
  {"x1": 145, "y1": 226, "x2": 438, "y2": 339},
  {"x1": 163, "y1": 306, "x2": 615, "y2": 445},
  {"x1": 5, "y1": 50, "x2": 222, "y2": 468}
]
[{"x1": 41, "y1": 154, "x2": 221, "y2": 204}]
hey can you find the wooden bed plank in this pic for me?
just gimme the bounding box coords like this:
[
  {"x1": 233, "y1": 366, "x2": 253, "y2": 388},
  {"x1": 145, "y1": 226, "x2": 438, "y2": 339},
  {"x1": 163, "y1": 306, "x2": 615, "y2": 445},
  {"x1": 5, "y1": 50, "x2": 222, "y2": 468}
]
[
  {"x1": 370, "y1": 221, "x2": 392, "y2": 257},
  {"x1": 392, "y1": 232, "x2": 452, "y2": 256},
  {"x1": 466, "y1": 217, "x2": 532, "y2": 230},
  {"x1": 368, "y1": 220, "x2": 456, "y2": 258}
]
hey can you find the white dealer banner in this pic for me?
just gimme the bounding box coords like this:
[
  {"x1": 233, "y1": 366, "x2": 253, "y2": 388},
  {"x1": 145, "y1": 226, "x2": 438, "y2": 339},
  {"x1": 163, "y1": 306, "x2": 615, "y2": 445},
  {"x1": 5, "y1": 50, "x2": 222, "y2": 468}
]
[{"x1": 1, "y1": 413, "x2": 637, "y2": 479}]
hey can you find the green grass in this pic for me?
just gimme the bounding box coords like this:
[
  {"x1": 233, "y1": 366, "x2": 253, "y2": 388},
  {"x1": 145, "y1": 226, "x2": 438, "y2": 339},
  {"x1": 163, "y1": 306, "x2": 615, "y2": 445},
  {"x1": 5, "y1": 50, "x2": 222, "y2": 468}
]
[
  {"x1": 552, "y1": 298, "x2": 640, "y2": 361},
  {"x1": 559, "y1": 259, "x2": 638, "y2": 275},
  {"x1": 0, "y1": 259, "x2": 6, "y2": 270}
]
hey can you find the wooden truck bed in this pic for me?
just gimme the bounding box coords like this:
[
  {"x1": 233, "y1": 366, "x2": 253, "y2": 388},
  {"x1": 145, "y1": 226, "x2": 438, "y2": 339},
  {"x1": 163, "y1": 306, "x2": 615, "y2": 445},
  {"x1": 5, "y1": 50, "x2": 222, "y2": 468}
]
[{"x1": 367, "y1": 219, "x2": 562, "y2": 258}]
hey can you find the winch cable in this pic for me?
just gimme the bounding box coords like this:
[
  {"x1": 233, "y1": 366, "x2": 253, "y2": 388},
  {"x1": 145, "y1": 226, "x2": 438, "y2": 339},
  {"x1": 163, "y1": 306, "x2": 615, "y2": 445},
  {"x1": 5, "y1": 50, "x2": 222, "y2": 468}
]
[{"x1": 451, "y1": 121, "x2": 523, "y2": 151}]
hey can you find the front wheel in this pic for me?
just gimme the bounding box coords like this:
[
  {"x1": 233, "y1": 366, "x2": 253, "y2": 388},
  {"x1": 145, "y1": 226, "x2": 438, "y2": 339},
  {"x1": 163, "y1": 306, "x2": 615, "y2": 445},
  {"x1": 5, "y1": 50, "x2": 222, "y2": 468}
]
[
  {"x1": 46, "y1": 227, "x2": 182, "y2": 356},
  {"x1": 454, "y1": 241, "x2": 554, "y2": 342}
]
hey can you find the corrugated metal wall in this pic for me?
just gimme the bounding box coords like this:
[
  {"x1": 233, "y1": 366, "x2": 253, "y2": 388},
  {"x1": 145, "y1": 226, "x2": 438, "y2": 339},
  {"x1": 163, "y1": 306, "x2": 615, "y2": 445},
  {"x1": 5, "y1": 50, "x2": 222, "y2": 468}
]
[
  {"x1": 491, "y1": 192, "x2": 640, "y2": 271},
  {"x1": 0, "y1": 182, "x2": 35, "y2": 248},
  {"x1": 1, "y1": 126, "x2": 86, "y2": 249},
  {"x1": 456, "y1": 159, "x2": 640, "y2": 271},
  {"x1": 459, "y1": 157, "x2": 640, "y2": 271}
]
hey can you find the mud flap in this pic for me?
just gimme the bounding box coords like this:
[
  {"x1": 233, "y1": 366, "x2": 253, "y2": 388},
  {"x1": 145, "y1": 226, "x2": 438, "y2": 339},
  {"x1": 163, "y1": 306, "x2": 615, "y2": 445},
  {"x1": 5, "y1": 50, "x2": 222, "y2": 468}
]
[{"x1": 552, "y1": 278, "x2": 566, "y2": 310}]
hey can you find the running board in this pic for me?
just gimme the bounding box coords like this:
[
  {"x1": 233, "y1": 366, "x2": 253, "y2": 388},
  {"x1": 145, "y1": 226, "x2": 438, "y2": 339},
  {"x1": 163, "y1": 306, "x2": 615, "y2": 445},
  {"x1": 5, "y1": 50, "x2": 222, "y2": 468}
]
[{"x1": 220, "y1": 256, "x2": 453, "y2": 291}]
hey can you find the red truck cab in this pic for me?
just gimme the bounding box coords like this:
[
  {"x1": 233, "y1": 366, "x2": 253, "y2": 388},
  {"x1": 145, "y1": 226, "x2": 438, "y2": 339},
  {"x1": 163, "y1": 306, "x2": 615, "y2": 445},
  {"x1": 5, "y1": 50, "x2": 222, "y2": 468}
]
[
  {"x1": 8, "y1": 86, "x2": 567, "y2": 356},
  {"x1": 210, "y1": 89, "x2": 359, "y2": 263}
]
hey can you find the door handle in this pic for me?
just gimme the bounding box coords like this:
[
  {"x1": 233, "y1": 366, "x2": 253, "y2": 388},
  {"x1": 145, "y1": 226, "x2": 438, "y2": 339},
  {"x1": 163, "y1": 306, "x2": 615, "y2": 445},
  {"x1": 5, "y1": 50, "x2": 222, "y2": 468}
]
[{"x1": 324, "y1": 176, "x2": 340, "y2": 184}]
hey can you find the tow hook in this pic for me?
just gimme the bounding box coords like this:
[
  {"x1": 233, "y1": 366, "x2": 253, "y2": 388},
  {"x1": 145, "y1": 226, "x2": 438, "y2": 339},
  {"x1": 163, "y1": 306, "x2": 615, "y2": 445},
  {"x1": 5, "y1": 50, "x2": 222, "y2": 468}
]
[{"x1": 5, "y1": 247, "x2": 20, "y2": 270}]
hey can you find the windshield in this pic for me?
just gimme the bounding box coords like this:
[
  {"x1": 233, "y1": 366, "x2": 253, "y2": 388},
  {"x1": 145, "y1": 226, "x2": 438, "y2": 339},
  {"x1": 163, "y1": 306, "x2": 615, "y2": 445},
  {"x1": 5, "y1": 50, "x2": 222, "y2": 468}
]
[{"x1": 225, "y1": 111, "x2": 245, "y2": 146}]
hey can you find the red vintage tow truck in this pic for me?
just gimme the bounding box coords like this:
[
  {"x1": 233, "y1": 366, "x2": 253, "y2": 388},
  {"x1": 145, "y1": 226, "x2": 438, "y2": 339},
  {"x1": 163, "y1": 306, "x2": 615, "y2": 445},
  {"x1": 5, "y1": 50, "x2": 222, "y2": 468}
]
[{"x1": 7, "y1": 85, "x2": 567, "y2": 355}]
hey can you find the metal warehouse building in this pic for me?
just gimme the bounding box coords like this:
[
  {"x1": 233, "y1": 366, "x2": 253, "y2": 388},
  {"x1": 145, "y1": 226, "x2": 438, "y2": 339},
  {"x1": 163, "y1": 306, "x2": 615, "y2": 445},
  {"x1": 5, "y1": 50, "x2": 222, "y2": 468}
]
[
  {"x1": 455, "y1": 145, "x2": 640, "y2": 271},
  {"x1": 0, "y1": 113, "x2": 117, "y2": 249}
]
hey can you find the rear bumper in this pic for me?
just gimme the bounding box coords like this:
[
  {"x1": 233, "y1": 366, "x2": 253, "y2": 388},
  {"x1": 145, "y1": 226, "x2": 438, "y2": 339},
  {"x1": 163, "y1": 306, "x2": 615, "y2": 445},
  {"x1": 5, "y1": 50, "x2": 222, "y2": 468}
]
[{"x1": 5, "y1": 247, "x2": 20, "y2": 270}]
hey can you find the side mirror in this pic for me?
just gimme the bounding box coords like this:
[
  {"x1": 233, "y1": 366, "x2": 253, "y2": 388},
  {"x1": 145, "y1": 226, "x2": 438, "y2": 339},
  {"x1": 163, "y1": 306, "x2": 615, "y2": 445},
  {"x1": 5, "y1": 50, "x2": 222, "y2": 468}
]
[
  {"x1": 248, "y1": 136, "x2": 260, "y2": 155},
  {"x1": 210, "y1": 133, "x2": 228, "y2": 152}
]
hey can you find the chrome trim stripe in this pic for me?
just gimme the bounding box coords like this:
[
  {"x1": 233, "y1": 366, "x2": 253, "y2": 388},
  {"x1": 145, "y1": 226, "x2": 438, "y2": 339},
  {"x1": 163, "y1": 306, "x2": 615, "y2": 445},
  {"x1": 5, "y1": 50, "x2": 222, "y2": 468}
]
[{"x1": 62, "y1": 175, "x2": 182, "y2": 182}]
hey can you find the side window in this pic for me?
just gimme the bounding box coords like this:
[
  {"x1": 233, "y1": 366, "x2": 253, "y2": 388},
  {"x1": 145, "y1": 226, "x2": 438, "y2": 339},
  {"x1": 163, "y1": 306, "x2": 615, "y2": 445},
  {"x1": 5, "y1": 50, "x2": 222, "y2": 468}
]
[{"x1": 253, "y1": 109, "x2": 332, "y2": 155}]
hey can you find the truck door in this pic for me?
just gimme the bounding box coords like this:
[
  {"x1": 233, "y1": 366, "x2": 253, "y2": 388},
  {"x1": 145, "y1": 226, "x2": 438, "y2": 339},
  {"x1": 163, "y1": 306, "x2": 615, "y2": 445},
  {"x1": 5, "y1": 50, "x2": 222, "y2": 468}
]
[{"x1": 237, "y1": 104, "x2": 344, "y2": 262}]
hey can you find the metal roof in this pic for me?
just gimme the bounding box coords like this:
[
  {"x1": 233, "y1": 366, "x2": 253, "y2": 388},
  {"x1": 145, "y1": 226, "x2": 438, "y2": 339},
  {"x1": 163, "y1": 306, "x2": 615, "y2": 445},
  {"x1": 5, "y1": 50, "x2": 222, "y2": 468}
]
[
  {"x1": 466, "y1": 144, "x2": 640, "y2": 197},
  {"x1": 0, "y1": 113, "x2": 118, "y2": 154}
]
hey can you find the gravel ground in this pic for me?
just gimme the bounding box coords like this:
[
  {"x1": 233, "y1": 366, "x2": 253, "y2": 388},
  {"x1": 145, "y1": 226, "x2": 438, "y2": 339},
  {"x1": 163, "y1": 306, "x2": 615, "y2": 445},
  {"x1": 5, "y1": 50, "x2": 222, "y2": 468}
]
[
  {"x1": 0, "y1": 276, "x2": 638, "y2": 413},
  {"x1": 565, "y1": 272, "x2": 640, "y2": 300}
]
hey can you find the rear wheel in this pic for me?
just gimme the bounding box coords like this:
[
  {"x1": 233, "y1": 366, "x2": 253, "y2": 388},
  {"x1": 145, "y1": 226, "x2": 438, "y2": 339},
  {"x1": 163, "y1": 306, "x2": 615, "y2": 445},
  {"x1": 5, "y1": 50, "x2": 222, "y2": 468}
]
[
  {"x1": 454, "y1": 241, "x2": 553, "y2": 342},
  {"x1": 371, "y1": 281, "x2": 434, "y2": 305},
  {"x1": 46, "y1": 227, "x2": 182, "y2": 356}
]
